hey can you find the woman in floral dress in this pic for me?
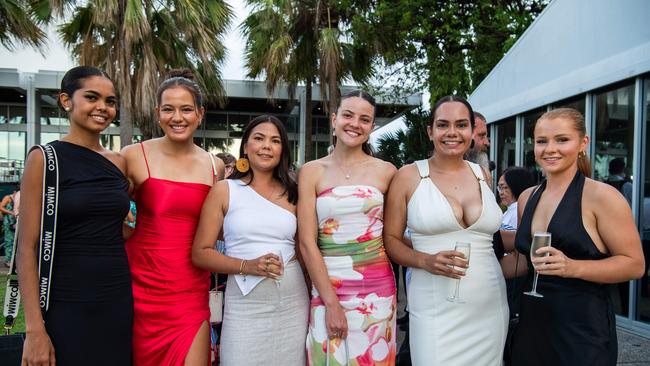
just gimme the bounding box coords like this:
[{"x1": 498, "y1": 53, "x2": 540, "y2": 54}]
[{"x1": 298, "y1": 90, "x2": 397, "y2": 365}]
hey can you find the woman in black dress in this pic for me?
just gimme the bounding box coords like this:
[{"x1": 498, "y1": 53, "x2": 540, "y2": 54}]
[
  {"x1": 512, "y1": 108, "x2": 645, "y2": 365},
  {"x1": 18, "y1": 66, "x2": 132, "y2": 366}
]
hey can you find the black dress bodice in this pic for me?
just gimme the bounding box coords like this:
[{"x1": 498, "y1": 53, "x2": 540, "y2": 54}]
[{"x1": 512, "y1": 170, "x2": 617, "y2": 366}]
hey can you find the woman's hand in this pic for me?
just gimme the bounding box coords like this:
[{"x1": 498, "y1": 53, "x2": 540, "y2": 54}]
[
  {"x1": 245, "y1": 253, "x2": 282, "y2": 278},
  {"x1": 532, "y1": 247, "x2": 577, "y2": 278},
  {"x1": 325, "y1": 302, "x2": 348, "y2": 340},
  {"x1": 22, "y1": 329, "x2": 56, "y2": 366},
  {"x1": 420, "y1": 250, "x2": 468, "y2": 279}
]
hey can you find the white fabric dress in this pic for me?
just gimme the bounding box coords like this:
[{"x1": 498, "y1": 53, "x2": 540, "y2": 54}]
[{"x1": 407, "y1": 160, "x2": 508, "y2": 366}]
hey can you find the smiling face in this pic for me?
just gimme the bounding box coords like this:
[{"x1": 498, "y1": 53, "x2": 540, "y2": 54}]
[
  {"x1": 243, "y1": 121, "x2": 283, "y2": 172},
  {"x1": 156, "y1": 86, "x2": 204, "y2": 142},
  {"x1": 428, "y1": 101, "x2": 473, "y2": 157},
  {"x1": 331, "y1": 96, "x2": 375, "y2": 149},
  {"x1": 59, "y1": 75, "x2": 117, "y2": 133},
  {"x1": 534, "y1": 117, "x2": 588, "y2": 176}
]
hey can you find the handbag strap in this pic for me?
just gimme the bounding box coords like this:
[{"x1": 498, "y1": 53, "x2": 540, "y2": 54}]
[
  {"x1": 34, "y1": 144, "x2": 59, "y2": 315},
  {"x1": 3, "y1": 222, "x2": 20, "y2": 334},
  {"x1": 325, "y1": 337, "x2": 350, "y2": 366}
]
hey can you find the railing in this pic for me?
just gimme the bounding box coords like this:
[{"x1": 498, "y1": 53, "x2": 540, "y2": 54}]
[{"x1": 0, "y1": 158, "x2": 24, "y2": 184}]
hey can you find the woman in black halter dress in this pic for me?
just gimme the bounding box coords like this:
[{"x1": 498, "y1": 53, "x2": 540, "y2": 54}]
[
  {"x1": 511, "y1": 108, "x2": 644, "y2": 366},
  {"x1": 18, "y1": 67, "x2": 132, "y2": 366}
]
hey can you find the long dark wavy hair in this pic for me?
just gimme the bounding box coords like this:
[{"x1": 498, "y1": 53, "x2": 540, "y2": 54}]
[{"x1": 229, "y1": 115, "x2": 298, "y2": 204}]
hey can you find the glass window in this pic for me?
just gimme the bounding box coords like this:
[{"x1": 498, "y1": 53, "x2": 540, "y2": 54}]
[
  {"x1": 637, "y1": 77, "x2": 650, "y2": 324},
  {"x1": 41, "y1": 133, "x2": 62, "y2": 144},
  {"x1": 594, "y1": 83, "x2": 635, "y2": 184},
  {"x1": 522, "y1": 108, "x2": 546, "y2": 183},
  {"x1": 9, "y1": 106, "x2": 26, "y2": 124},
  {"x1": 0, "y1": 131, "x2": 7, "y2": 158},
  {"x1": 495, "y1": 118, "x2": 516, "y2": 176},
  {"x1": 593, "y1": 82, "x2": 635, "y2": 317},
  {"x1": 41, "y1": 107, "x2": 68, "y2": 126},
  {"x1": 205, "y1": 113, "x2": 227, "y2": 131},
  {"x1": 8, "y1": 132, "x2": 26, "y2": 160},
  {"x1": 99, "y1": 134, "x2": 121, "y2": 152},
  {"x1": 202, "y1": 138, "x2": 234, "y2": 154},
  {"x1": 552, "y1": 95, "x2": 585, "y2": 116},
  {"x1": 229, "y1": 114, "x2": 250, "y2": 137},
  {"x1": 0, "y1": 106, "x2": 8, "y2": 124}
]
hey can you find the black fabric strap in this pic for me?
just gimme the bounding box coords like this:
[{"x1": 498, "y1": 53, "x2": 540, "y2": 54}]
[{"x1": 35, "y1": 144, "x2": 59, "y2": 314}]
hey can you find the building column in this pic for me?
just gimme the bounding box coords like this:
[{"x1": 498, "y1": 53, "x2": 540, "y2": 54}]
[
  {"x1": 298, "y1": 89, "x2": 307, "y2": 166},
  {"x1": 25, "y1": 74, "x2": 39, "y2": 148}
]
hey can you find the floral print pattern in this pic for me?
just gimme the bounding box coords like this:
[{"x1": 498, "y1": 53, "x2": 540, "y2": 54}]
[{"x1": 308, "y1": 185, "x2": 397, "y2": 366}]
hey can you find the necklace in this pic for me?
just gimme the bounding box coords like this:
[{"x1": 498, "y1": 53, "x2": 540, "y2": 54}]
[{"x1": 336, "y1": 158, "x2": 370, "y2": 180}]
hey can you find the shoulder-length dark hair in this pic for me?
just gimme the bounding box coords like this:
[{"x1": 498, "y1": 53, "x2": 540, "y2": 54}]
[{"x1": 229, "y1": 115, "x2": 298, "y2": 204}]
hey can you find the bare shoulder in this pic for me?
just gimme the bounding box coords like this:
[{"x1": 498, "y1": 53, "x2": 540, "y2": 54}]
[
  {"x1": 298, "y1": 160, "x2": 326, "y2": 181},
  {"x1": 372, "y1": 158, "x2": 397, "y2": 174},
  {"x1": 102, "y1": 149, "x2": 127, "y2": 172},
  {"x1": 583, "y1": 178, "x2": 627, "y2": 208}
]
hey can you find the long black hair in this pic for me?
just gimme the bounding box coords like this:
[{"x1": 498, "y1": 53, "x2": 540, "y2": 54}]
[
  {"x1": 229, "y1": 115, "x2": 298, "y2": 204},
  {"x1": 332, "y1": 89, "x2": 376, "y2": 156}
]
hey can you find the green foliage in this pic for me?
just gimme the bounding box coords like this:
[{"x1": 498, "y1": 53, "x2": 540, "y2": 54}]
[
  {"x1": 0, "y1": 0, "x2": 47, "y2": 50},
  {"x1": 375, "y1": 108, "x2": 431, "y2": 168},
  {"x1": 53, "y1": 0, "x2": 233, "y2": 144},
  {"x1": 365, "y1": 0, "x2": 548, "y2": 105}
]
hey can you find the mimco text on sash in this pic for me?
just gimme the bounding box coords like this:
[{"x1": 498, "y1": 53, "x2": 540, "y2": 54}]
[{"x1": 37, "y1": 144, "x2": 59, "y2": 313}]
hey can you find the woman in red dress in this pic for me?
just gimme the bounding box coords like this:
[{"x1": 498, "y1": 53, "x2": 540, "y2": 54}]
[{"x1": 122, "y1": 69, "x2": 224, "y2": 366}]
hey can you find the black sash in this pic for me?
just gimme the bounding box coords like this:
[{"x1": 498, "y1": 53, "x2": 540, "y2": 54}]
[{"x1": 3, "y1": 144, "x2": 59, "y2": 333}]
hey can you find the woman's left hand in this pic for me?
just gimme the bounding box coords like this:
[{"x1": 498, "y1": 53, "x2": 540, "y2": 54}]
[{"x1": 531, "y1": 246, "x2": 577, "y2": 278}]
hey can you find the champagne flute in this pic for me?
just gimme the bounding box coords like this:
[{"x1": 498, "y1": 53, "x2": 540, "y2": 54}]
[
  {"x1": 524, "y1": 231, "x2": 552, "y2": 298},
  {"x1": 270, "y1": 249, "x2": 284, "y2": 287},
  {"x1": 447, "y1": 242, "x2": 471, "y2": 303}
]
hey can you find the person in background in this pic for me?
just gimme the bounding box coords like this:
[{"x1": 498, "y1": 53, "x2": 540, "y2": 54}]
[
  {"x1": 1, "y1": 187, "x2": 19, "y2": 265},
  {"x1": 123, "y1": 69, "x2": 223, "y2": 366},
  {"x1": 193, "y1": 115, "x2": 308, "y2": 365},
  {"x1": 384, "y1": 95, "x2": 508, "y2": 365},
  {"x1": 511, "y1": 108, "x2": 645, "y2": 365},
  {"x1": 605, "y1": 157, "x2": 632, "y2": 206},
  {"x1": 299, "y1": 90, "x2": 397, "y2": 365},
  {"x1": 18, "y1": 66, "x2": 132, "y2": 365},
  {"x1": 216, "y1": 152, "x2": 236, "y2": 179},
  {"x1": 465, "y1": 111, "x2": 491, "y2": 174}
]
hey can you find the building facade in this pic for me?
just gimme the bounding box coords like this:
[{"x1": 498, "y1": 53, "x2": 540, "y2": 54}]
[
  {"x1": 469, "y1": 0, "x2": 650, "y2": 336},
  {"x1": 0, "y1": 69, "x2": 419, "y2": 184}
]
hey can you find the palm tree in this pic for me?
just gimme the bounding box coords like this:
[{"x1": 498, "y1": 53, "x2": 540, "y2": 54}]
[
  {"x1": 242, "y1": 0, "x2": 376, "y2": 162},
  {"x1": 0, "y1": 0, "x2": 48, "y2": 50},
  {"x1": 51, "y1": 0, "x2": 232, "y2": 146},
  {"x1": 375, "y1": 109, "x2": 431, "y2": 168}
]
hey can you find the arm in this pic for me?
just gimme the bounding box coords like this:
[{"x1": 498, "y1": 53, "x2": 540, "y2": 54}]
[
  {"x1": 534, "y1": 183, "x2": 644, "y2": 283},
  {"x1": 0, "y1": 195, "x2": 12, "y2": 215},
  {"x1": 296, "y1": 163, "x2": 348, "y2": 339},
  {"x1": 191, "y1": 181, "x2": 281, "y2": 277},
  {"x1": 214, "y1": 158, "x2": 225, "y2": 181},
  {"x1": 383, "y1": 166, "x2": 467, "y2": 278},
  {"x1": 17, "y1": 149, "x2": 56, "y2": 365},
  {"x1": 500, "y1": 230, "x2": 516, "y2": 252}
]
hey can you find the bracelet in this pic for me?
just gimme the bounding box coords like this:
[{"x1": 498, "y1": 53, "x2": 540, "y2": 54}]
[{"x1": 239, "y1": 259, "x2": 247, "y2": 275}]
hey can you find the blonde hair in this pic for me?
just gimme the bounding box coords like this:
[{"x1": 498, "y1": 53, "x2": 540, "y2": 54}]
[{"x1": 537, "y1": 108, "x2": 591, "y2": 178}]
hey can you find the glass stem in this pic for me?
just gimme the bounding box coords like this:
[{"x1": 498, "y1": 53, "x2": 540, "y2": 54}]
[
  {"x1": 453, "y1": 278, "x2": 461, "y2": 299},
  {"x1": 531, "y1": 272, "x2": 539, "y2": 293}
]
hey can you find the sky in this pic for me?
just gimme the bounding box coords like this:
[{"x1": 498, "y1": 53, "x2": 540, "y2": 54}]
[{"x1": 0, "y1": 1, "x2": 412, "y2": 143}]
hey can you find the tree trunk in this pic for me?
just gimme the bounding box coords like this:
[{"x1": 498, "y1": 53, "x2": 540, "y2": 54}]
[
  {"x1": 327, "y1": 74, "x2": 338, "y2": 145},
  {"x1": 120, "y1": 107, "x2": 134, "y2": 148},
  {"x1": 304, "y1": 80, "x2": 313, "y2": 161}
]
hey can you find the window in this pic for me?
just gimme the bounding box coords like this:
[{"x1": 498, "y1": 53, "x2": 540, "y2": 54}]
[
  {"x1": 522, "y1": 108, "x2": 546, "y2": 183},
  {"x1": 8, "y1": 106, "x2": 26, "y2": 124},
  {"x1": 552, "y1": 95, "x2": 585, "y2": 116},
  {"x1": 495, "y1": 118, "x2": 516, "y2": 176}
]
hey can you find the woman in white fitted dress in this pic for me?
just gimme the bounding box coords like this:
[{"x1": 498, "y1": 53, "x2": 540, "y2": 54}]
[{"x1": 384, "y1": 95, "x2": 508, "y2": 365}]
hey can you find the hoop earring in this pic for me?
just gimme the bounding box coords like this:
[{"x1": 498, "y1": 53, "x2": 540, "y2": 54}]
[{"x1": 235, "y1": 155, "x2": 250, "y2": 173}]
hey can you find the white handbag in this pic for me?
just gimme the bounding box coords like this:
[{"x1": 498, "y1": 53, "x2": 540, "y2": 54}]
[{"x1": 209, "y1": 289, "x2": 223, "y2": 324}]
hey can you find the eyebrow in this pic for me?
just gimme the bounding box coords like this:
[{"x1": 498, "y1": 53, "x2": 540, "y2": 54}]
[
  {"x1": 342, "y1": 109, "x2": 373, "y2": 119},
  {"x1": 435, "y1": 118, "x2": 470, "y2": 123},
  {"x1": 252, "y1": 131, "x2": 281, "y2": 139}
]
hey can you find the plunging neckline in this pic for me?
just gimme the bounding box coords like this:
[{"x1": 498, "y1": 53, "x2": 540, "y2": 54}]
[{"x1": 415, "y1": 160, "x2": 486, "y2": 231}]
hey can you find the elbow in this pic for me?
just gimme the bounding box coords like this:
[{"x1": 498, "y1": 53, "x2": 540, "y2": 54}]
[
  {"x1": 191, "y1": 247, "x2": 205, "y2": 269},
  {"x1": 632, "y1": 256, "x2": 646, "y2": 280}
]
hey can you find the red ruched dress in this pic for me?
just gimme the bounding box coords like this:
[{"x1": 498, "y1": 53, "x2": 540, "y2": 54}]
[{"x1": 126, "y1": 143, "x2": 212, "y2": 366}]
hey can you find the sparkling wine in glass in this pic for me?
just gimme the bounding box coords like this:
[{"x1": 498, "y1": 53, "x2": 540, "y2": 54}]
[
  {"x1": 524, "y1": 232, "x2": 552, "y2": 298},
  {"x1": 447, "y1": 242, "x2": 471, "y2": 303}
]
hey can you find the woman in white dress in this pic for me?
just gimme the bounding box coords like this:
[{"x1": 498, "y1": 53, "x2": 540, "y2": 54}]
[{"x1": 384, "y1": 95, "x2": 508, "y2": 365}]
